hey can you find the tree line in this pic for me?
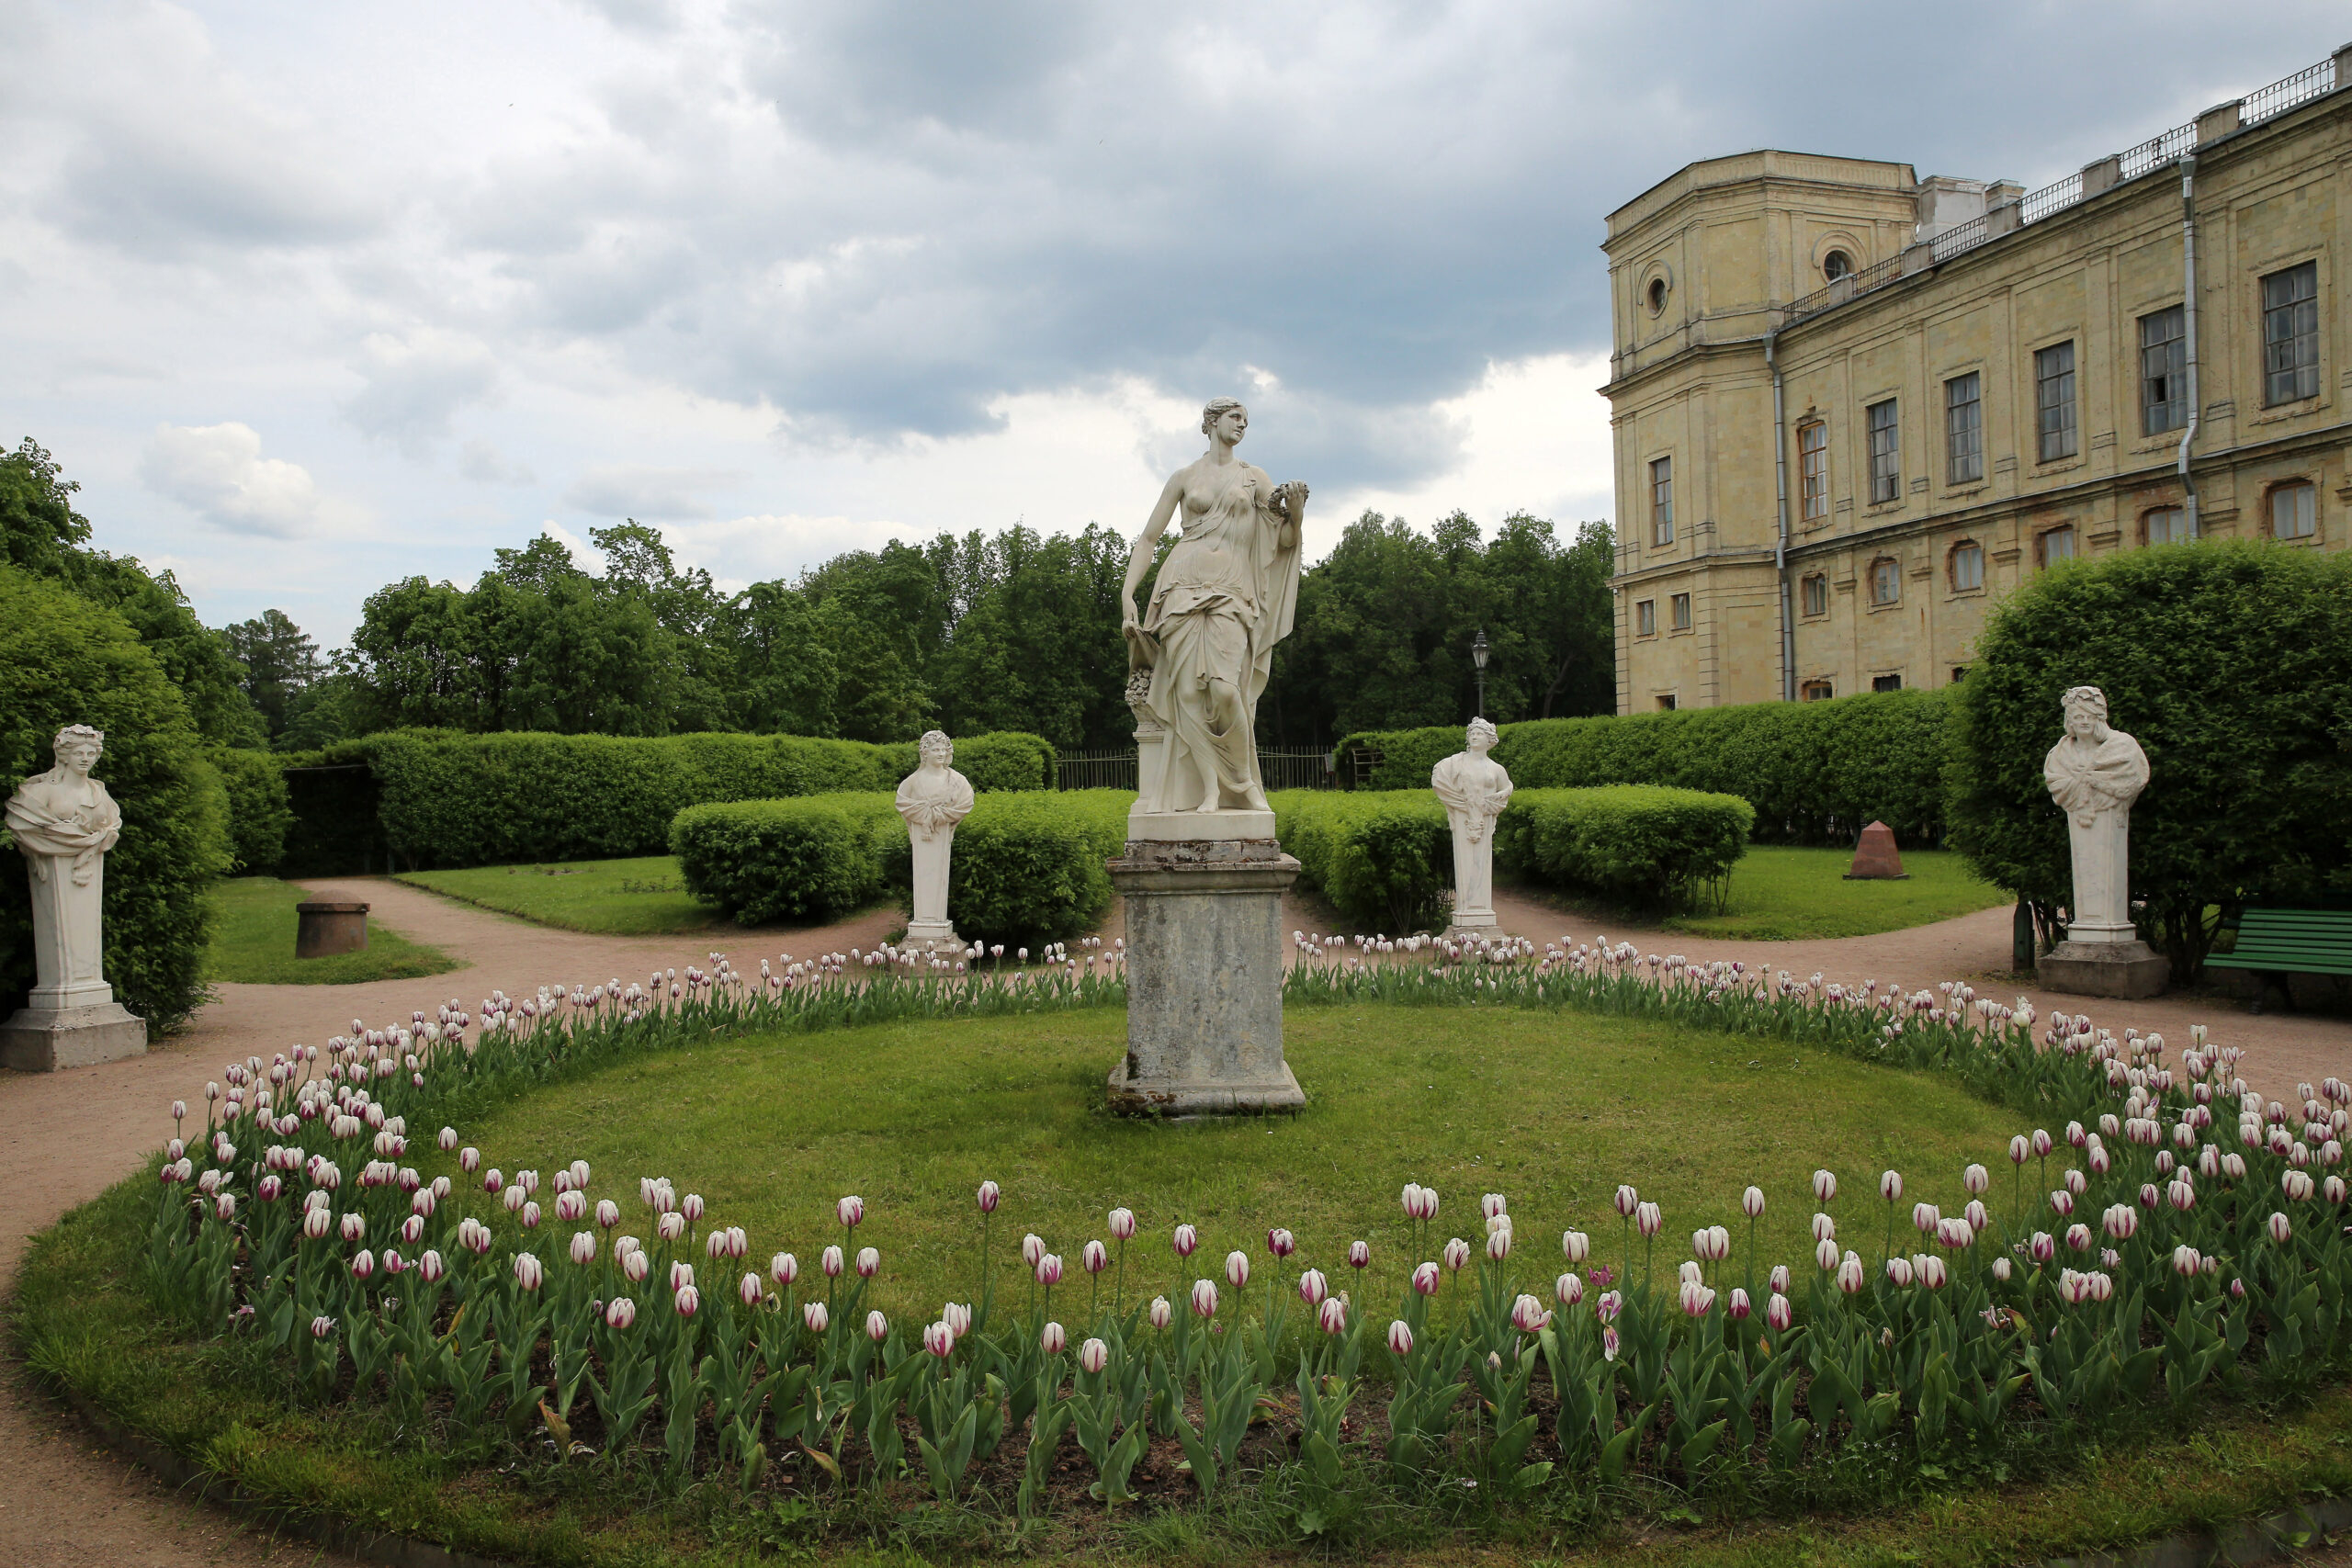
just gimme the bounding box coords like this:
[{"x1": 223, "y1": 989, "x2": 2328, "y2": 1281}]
[{"x1": 5, "y1": 441, "x2": 1616, "y2": 759}]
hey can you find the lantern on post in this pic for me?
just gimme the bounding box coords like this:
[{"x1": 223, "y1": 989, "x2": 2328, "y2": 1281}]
[{"x1": 1471, "y1": 627, "x2": 1489, "y2": 719}]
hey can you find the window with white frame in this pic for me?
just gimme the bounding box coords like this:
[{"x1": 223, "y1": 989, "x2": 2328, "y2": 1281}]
[
  {"x1": 1866, "y1": 400, "x2": 1899, "y2": 502},
  {"x1": 1869, "y1": 556, "x2": 1901, "y2": 605},
  {"x1": 1669, "y1": 592, "x2": 1691, "y2": 631},
  {"x1": 2143, "y1": 507, "x2": 2194, "y2": 546},
  {"x1": 1945, "y1": 373, "x2": 1983, "y2": 485},
  {"x1": 1800, "y1": 572, "x2": 1827, "y2": 617},
  {"x1": 1635, "y1": 598, "x2": 1657, "y2": 636},
  {"x1": 1649, "y1": 457, "x2": 1674, "y2": 546},
  {"x1": 2263, "y1": 262, "x2": 2320, "y2": 406},
  {"x1": 2040, "y1": 525, "x2": 2076, "y2": 567},
  {"x1": 2035, "y1": 341, "x2": 2077, "y2": 461},
  {"x1": 1798, "y1": 420, "x2": 1828, "y2": 520}
]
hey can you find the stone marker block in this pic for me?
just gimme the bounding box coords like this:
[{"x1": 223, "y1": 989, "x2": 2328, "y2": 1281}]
[
  {"x1": 2038, "y1": 938, "x2": 2170, "y2": 999},
  {"x1": 297, "y1": 901, "x2": 369, "y2": 958},
  {"x1": 1106, "y1": 838, "x2": 1305, "y2": 1116},
  {"x1": 1, "y1": 1000, "x2": 147, "y2": 1072},
  {"x1": 1844, "y1": 820, "x2": 1908, "y2": 880}
]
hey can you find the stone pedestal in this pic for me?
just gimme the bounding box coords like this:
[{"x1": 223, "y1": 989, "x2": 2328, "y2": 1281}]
[
  {"x1": 1845, "y1": 820, "x2": 1907, "y2": 880},
  {"x1": 1106, "y1": 836, "x2": 1305, "y2": 1116},
  {"x1": 902, "y1": 919, "x2": 962, "y2": 951},
  {"x1": 1445, "y1": 908, "x2": 1498, "y2": 938},
  {"x1": 296, "y1": 900, "x2": 369, "y2": 957},
  {"x1": 2038, "y1": 938, "x2": 2169, "y2": 999},
  {"x1": 1, "y1": 999, "x2": 146, "y2": 1072}
]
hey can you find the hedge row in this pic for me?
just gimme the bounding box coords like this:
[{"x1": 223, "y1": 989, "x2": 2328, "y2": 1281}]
[
  {"x1": 1274, "y1": 784, "x2": 1753, "y2": 930},
  {"x1": 209, "y1": 748, "x2": 292, "y2": 874},
  {"x1": 276, "y1": 728, "x2": 1057, "y2": 874},
  {"x1": 1337, "y1": 688, "x2": 1950, "y2": 846},
  {"x1": 673, "y1": 788, "x2": 1133, "y2": 942}
]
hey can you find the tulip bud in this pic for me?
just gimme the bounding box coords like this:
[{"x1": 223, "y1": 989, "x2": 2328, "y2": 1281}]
[
  {"x1": 1022, "y1": 1233, "x2": 1046, "y2": 1268},
  {"x1": 1224, "y1": 1250, "x2": 1250, "y2": 1289},
  {"x1": 621, "y1": 1247, "x2": 650, "y2": 1283},
  {"x1": 1297, "y1": 1268, "x2": 1329, "y2": 1305},
  {"x1": 1962, "y1": 1163, "x2": 1989, "y2": 1195},
  {"x1": 1148, "y1": 1295, "x2": 1173, "y2": 1329},
  {"x1": 1557, "y1": 1270, "x2": 1584, "y2": 1306},
  {"x1": 2009, "y1": 1134, "x2": 2030, "y2": 1166},
  {"x1": 977, "y1": 1180, "x2": 1000, "y2": 1213},
  {"x1": 1442, "y1": 1237, "x2": 1471, "y2": 1271},
  {"x1": 803, "y1": 1301, "x2": 828, "y2": 1334},
  {"x1": 1741, "y1": 1185, "x2": 1766, "y2": 1219},
  {"x1": 1837, "y1": 1253, "x2": 1866, "y2": 1294},
  {"x1": 821, "y1": 1245, "x2": 844, "y2": 1278},
  {"x1": 1769, "y1": 1263, "x2": 1791, "y2": 1294},
  {"x1": 1348, "y1": 1239, "x2": 1371, "y2": 1269},
  {"x1": 1481, "y1": 1192, "x2": 1508, "y2": 1221},
  {"x1": 1613, "y1": 1184, "x2": 1638, "y2": 1217},
  {"x1": 1191, "y1": 1279, "x2": 1217, "y2": 1318},
  {"x1": 1171, "y1": 1224, "x2": 1198, "y2": 1258},
  {"x1": 1920, "y1": 1256, "x2": 1949, "y2": 1290},
  {"x1": 865, "y1": 1309, "x2": 888, "y2": 1343},
  {"x1": 1880, "y1": 1170, "x2": 1903, "y2": 1202},
  {"x1": 570, "y1": 1231, "x2": 598, "y2": 1267},
  {"x1": 1887, "y1": 1256, "x2": 1915, "y2": 1288},
  {"x1": 1034, "y1": 1251, "x2": 1060, "y2": 1286},
  {"x1": 1561, "y1": 1229, "x2": 1589, "y2": 1263},
  {"x1": 2268, "y1": 1211, "x2": 2292, "y2": 1245},
  {"x1": 1267, "y1": 1227, "x2": 1296, "y2": 1258},
  {"x1": 924, "y1": 1320, "x2": 955, "y2": 1358},
  {"x1": 1386, "y1": 1319, "x2": 1414, "y2": 1358},
  {"x1": 1766, "y1": 1292, "x2": 1793, "y2": 1332},
  {"x1": 837, "y1": 1195, "x2": 865, "y2": 1229},
  {"x1": 1512, "y1": 1292, "x2": 1551, "y2": 1332},
  {"x1": 1108, "y1": 1206, "x2": 1136, "y2": 1240},
  {"x1": 1912, "y1": 1201, "x2": 1940, "y2": 1235},
  {"x1": 1815, "y1": 1236, "x2": 1839, "y2": 1270},
  {"x1": 855, "y1": 1246, "x2": 879, "y2": 1279},
  {"x1": 1412, "y1": 1260, "x2": 1441, "y2": 1296},
  {"x1": 514, "y1": 1252, "x2": 545, "y2": 1290},
  {"x1": 605, "y1": 1297, "x2": 637, "y2": 1330},
  {"x1": 1079, "y1": 1337, "x2": 1109, "y2": 1374},
  {"x1": 1634, "y1": 1201, "x2": 1662, "y2": 1238},
  {"x1": 1486, "y1": 1229, "x2": 1511, "y2": 1262},
  {"x1": 1812, "y1": 1168, "x2": 1838, "y2": 1202},
  {"x1": 1081, "y1": 1240, "x2": 1109, "y2": 1275}
]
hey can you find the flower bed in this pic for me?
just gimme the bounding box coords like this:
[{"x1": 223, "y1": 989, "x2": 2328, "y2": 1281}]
[{"x1": 24, "y1": 939, "x2": 2352, "y2": 1562}]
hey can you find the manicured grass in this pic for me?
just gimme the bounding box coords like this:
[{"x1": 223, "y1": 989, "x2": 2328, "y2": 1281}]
[
  {"x1": 205, "y1": 876, "x2": 458, "y2": 986},
  {"x1": 447, "y1": 1003, "x2": 2018, "y2": 1318},
  {"x1": 1508, "y1": 845, "x2": 2007, "y2": 942},
  {"x1": 397, "y1": 856, "x2": 729, "y2": 936}
]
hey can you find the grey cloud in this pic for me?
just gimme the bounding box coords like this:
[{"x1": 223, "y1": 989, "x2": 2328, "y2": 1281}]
[
  {"x1": 344, "y1": 331, "x2": 501, "y2": 457},
  {"x1": 561, "y1": 466, "x2": 746, "y2": 519},
  {"x1": 459, "y1": 439, "x2": 535, "y2": 485}
]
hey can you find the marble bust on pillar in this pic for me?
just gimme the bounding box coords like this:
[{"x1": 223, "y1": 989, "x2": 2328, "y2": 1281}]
[
  {"x1": 1432, "y1": 717, "x2": 1513, "y2": 933},
  {"x1": 3, "y1": 725, "x2": 147, "y2": 1070},
  {"x1": 2035, "y1": 686, "x2": 2168, "y2": 998},
  {"x1": 895, "y1": 730, "x2": 974, "y2": 949}
]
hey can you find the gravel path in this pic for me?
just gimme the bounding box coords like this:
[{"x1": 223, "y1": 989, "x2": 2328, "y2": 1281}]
[{"x1": 4, "y1": 874, "x2": 2348, "y2": 1562}]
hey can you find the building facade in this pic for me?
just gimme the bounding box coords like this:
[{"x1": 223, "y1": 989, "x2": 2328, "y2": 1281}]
[{"x1": 1602, "y1": 45, "x2": 2352, "y2": 712}]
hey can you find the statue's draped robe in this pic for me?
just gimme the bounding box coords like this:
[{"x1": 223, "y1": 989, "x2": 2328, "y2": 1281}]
[
  {"x1": 1139, "y1": 460, "x2": 1301, "y2": 813},
  {"x1": 895, "y1": 765, "x2": 974, "y2": 931},
  {"x1": 6, "y1": 769, "x2": 121, "y2": 998},
  {"x1": 2042, "y1": 730, "x2": 2149, "y2": 939},
  {"x1": 1430, "y1": 751, "x2": 1513, "y2": 920}
]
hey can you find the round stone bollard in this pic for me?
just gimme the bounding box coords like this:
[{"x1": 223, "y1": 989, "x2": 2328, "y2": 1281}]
[{"x1": 296, "y1": 901, "x2": 369, "y2": 958}]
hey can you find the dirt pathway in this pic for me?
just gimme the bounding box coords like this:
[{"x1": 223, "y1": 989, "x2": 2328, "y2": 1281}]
[{"x1": 6, "y1": 874, "x2": 2349, "y2": 1563}]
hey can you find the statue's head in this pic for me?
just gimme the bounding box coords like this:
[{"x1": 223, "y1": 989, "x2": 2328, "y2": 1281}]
[
  {"x1": 2061, "y1": 686, "x2": 2109, "y2": 741},
  {"x1": 1201, "y1": 397, "x2": 1248, "y2": 443},
  {"x1": 919, "y1": 730, "x2": 953, "y2": 767},
  {"x1": 52, "y1": 724, "x2": 103, "y2": 773},
  {"x1": 1465, "y1": 717, "x2": 1499, "y2": 751}
]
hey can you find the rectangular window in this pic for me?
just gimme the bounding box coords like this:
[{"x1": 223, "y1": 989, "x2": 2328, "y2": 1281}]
[
  {"x1": 2040, "y1": 525, "x2": 2076, "y2": 567},
  {"x1": 1866, "y1": 399, "x2": 1899, "y2": 502},
  {"x1": 1649, "y1": 457, "x2": 1674, "y2": 546},
  {"x1": 2264, "y1": 261, "x2": 2320, "y2": 405},
  {"x1": 1800, "y1": 680, "x2": 1835, "y2": 702},
  {"x1": 2143, "y1": 507, "x2": 2193, "y2": 546},
  {"x1": 1798, "y1": 421, "x2": 1828, "y2": 519},
  {"x1": 1944, "y1": 373, "x2": 1983, "y2": 485},
  {"x1": 1656, "y1": 694, "x2": 1678, "y2": 711},
  {"x1": 1635, "y1": 598, "x2": 1657, "y2": 636},
  {"x1": 1870, "y1": 558, "x2": 1901, "y2": 605},
  {"x1": 1800, "y1": 573, "x2": 1826, "y2": 616},
  {"x1": 2271, "y1": 480, "x2": 2316, "y2": 539},
  {"x1": 1950, "y1": 541, "x2": 1984, "y2": 592},
  {"x1": 2035, "y1": 341, "x2": 2077, "y2": 461},
  {"x1": 1669, "y1": 592, "x2": 1691, "y2": 631},
  {"x1": 1951, "y1": 666, "x2": 1968, "y2": 683},
  {"x1": 2140, "y1": 306, "x2": 2187, "y2": 434},
  {"x1": 1871, "y1": 674, "x2": 1904, "y2": 694}
]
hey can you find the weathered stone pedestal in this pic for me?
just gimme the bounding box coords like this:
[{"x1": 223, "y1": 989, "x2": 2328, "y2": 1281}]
[
  {"x1": 1, "y1": 997, "x2": 146, "y2": 1072},
  {"x1": 902, "y1": 919, "x2": 963, "y2": 951},
  {"x1": 1106, "y1": 831, "x2": 1305, "y2": 1116},
  {"x1": 2038, "y1": 938, "x2": 2169, "y2": 999},
  {"x1": 296, "y1": 900, "x2": 369, "y2": 957}
]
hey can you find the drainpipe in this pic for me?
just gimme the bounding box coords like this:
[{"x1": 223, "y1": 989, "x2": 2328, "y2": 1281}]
[
  {"x1": 1767, "y1": 329, "x2": 1795, "y2": 702},
  {"x1": 2177, "y1": 155, "x2": 2200, "y2": 534}
]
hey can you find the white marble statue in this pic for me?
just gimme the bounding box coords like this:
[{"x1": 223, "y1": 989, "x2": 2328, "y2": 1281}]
[
  {"x1": 7, "y1": 725, "x2": 123, "y2": 1009},
  {"x1": 1432, "y1": 718, "x2": 1513, "y2": 931},
  {"x1": 896, "y1": 730, "x2": 975, "y2": 947},
  {"x1": 2042, "y1": 686, "x2": 2150, "y2": 944},
  {"x1": 1120, "y1": 398, "x2": 1306, "y2": 827}
]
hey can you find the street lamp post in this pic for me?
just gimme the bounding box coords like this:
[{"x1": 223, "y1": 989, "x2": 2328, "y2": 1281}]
[{"x1": 1471, "y1": 627, "x2": 1489, "y2": 719}]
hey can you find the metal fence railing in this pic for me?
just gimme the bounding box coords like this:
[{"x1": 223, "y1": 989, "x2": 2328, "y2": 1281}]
[
  {"x1": 1779, "y1": 49, "x2": 2342, "y2": 330},
  {"x1": 1052, "y1": 748, "x2": 1339, "y2": 792}
]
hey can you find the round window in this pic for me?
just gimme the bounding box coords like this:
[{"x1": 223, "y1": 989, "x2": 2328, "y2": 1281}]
[
  {"x1": 1823, "y1": 250, "x2": 1854, "y2": 282},
  {"x1": 1646, "y1": 277, "x2": 1668, "y2": 313}
]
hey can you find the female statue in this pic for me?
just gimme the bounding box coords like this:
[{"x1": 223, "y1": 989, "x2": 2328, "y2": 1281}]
[
  {"x1": 2042, "y1": 685, "x2": 2150, "y2": 943},
  {"x1": 1431, "y1": 717, "x2": 1513, "y2": 930},
  {"x1": 7, "y1": 724, "x2": 123, "y2": 1007},
  {"x1": 895, "y1": 730, "x2": 974, "y2": 945},
  {"x1": 1121, "y1": 398, "x2": 1306, "y2": 817}
]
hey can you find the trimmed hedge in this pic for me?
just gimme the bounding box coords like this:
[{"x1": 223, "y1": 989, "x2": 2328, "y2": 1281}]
[
  {"x1": 1337, "y1": 689, "x2": 1951, "y2": 846},
  {"x1": 1497, "y1": 786, "x2": 1754, "y2": 911},
  {"x1": 671, "y1": 794, "x2": 900, "y2": 927},
  {"x1": 674, "y1": 787, "x2": 1131, "y2": 941},
  {"x1": 209, "y1": 748, "x2": 292, "y2": 874},
  {"x1": 1272, "y1": 790, "x2": 1453, "y2": 932},
  {"x1": 0, "y1": 567, "x2": 230, "y2": 1033},
  {"x1": 280, "y1": 728, "x2": 1058, "y2": 873}
]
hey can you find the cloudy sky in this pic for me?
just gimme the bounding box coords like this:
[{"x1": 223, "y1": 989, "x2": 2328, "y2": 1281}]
[{"x1": 3, "y1": 1, "x2": 2340, "y2": 647}]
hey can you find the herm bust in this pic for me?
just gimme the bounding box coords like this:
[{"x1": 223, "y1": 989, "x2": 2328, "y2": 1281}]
[
  {"x1": 895, "y1": 730, "x2": 975, "y2": 947},
  {"x1": 1431, "y1": 717, "x2": 1513, "y2": 932},
  {"x1": 7, "y1": 724, "x2": 124, "y2": 1010},
  {"x1": 2041, "y1": 686, "x2": 2150, "y2": 945}
]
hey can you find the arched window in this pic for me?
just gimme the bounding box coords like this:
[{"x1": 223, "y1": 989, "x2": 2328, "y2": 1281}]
[
  {"x1": 1824, "y1": 250, "x2": 1854, "y2": 282},
  {"x1": 1646, "y1": 277, "x2": 1668, "y2": 314}
]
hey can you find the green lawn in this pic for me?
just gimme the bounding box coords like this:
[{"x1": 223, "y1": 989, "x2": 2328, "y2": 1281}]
[
  {"x1": 1506, "y1": 844, "x2": 2007, "y2": 943},
  {"x1": 447, "y1": 1003, "x2": 2014, "y2": 1319},
  {"x1": 206, "y1": 876, "x2": 458, "y2": 986},
  {"x1": 397, "y1": 856, "x2": 729, "y2": 936}
]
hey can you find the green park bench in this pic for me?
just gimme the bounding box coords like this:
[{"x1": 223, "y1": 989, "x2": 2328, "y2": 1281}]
[{"x1": 2207, "y1": 901, "x2": 2352, "y2": 1013}]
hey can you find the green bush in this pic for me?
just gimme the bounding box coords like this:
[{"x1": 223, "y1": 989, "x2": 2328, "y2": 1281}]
[
  {"x1": 1947, "y1": 542, "x2": 2352, "y2": 980},
  {"x1": 1338, "y1": 689, "x2": 1951, "y2": 846},
  {"x1": 1496, "y1": 786, "x2": 1755, "y2": 911},
  {"x1": 937, "y1": 731, "x2": 1057, "y2": 793},
  {"x1": 913, "y1": 789, "x2": 1129, "y2": 943},
  {"x1": 209, "y1": 748, "x2": 292, "y2": 874},
  {"x1": 0, "y1": 567, "x2": 230, "y2": 1032},
  {"x1": 670, "y1": 795, "x2": 900, "y2": 927},
  {"x1": 1272, "y1": 790, "x2": 1453, "y2": 932}
]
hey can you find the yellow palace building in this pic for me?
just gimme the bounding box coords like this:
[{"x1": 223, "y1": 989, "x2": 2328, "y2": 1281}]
[{"x1": 1603, "y1": 44, "x2": 2351, "y2": 711}]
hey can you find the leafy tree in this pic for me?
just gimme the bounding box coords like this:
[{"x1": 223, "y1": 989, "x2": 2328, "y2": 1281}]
[
  {"x1": 1946, "y1": 542, "x2": 2352, "y2": 981},
  {"x1": 220, "y1": 608, "x2": 322, "y2": 739}
]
